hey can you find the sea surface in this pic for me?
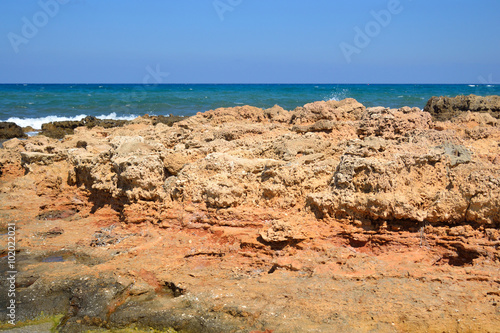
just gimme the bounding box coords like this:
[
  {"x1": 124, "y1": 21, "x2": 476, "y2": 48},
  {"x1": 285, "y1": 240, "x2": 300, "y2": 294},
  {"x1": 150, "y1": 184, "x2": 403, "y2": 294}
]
[{"x1": 1, "y1": 84, "x2": 499, "y2": 129}]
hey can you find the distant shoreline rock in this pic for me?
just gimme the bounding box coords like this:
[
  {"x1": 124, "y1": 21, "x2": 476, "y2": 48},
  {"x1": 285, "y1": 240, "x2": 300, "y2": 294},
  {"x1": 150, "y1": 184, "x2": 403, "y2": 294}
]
[
  {"x1": 0, "y1": 121, "x2": 27, "y2": 140},
  {"x1": 40, "y1": 116, "x2": 130, "y2": 139},
  {"x1": 39, "y1": 114, "x2": 188, "y2": 139},
  {"x1": 424, "y1": 94, "x2": 500, "y2": 121}
]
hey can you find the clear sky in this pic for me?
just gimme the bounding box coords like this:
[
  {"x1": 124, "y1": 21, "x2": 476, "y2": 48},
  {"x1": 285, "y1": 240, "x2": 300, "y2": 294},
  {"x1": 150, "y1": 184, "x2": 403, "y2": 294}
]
[{"x1": 1, "y1": 0, "x2": 499, "y2": 84}]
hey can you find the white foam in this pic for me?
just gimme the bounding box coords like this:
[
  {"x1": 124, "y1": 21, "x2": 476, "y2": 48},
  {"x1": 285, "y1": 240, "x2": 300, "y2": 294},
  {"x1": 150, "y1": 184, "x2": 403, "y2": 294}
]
[{"x1": 4, "y1": 113, "x2": 139, "y2": 130}]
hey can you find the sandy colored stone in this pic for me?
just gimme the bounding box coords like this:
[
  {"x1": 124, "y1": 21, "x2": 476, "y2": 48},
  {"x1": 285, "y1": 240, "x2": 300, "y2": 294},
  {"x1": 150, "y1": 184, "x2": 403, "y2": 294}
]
[{"x1": 0, "y1": 98, "x2": 499, "y2": 332}]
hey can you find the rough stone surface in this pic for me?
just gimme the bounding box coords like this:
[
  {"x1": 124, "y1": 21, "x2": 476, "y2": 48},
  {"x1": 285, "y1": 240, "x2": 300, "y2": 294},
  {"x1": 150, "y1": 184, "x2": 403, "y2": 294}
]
[
  {"x1": 290, "y1": 98, "x2": 365, "y2": 124},
  {"x1": 424, "y1": 94, "x2": 500, "y2": 121},
  {"x1": 0, "y1": 99, "x2": 499, "y2": 332},
  {"x1": 0, "y1": 121, "x2": 27, "y2": 140},
  {"x1": 41, "y1": 116, "x2": 130, "y2": 139}
]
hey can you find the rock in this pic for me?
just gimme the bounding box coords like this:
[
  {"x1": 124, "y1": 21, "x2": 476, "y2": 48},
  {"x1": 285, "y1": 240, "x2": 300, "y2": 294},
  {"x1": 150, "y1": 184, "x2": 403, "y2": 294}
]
[
  {"x1": 1, "y1": 98, "x2": 500, "y2": 332},
  {"x1": 21, "y1": 152, "x2": 63, "y2": 166},
  {"x1": 204, "y1": 181, "x2": 244, "y2": 208},
  {"x1": 263, "y1": 105, "x2": 291, "y2": 123},
  {"x1": 424, "y1": 95, "x2": 500, "y2": 121},
  {"x1": 307, "y1": 139, "x2": 500, "y2": 225},
  {"x1": 259, "y1": 220, "x2": 307, "y2": 243},
  {"x1": 197, "y1": 105, "x2": 269, "y2": 124},
  {"x1": 290, "y1": 98, "x2": 365, "y2": 124},
  {"x1": 0, "y1": 122, "x2": 27, "y2": 140},
  {"x1": 23, "y1": 126, "x2": 36, "y2": 133},
  {"x1": 433, "y1": 142, "x2": 472, "y2": 167},
  {"x1": 358, "y1": 106, "x2": 432, "y2": 139},
  {"x1": 1, "y1": 138, "x2": 25, "y2": 151},
  {"x1": 292, "y1": 120, "x2": 336, "y2": 133},
  {"x1": 161, "y1": 152, "x2": 189, "y2": 176},
  {"x1": 152, "y1": 115, "x2": 187, "y2": 126},
  {"x1": 41, "y1": 116, "x2": 129, "y2": 139}
]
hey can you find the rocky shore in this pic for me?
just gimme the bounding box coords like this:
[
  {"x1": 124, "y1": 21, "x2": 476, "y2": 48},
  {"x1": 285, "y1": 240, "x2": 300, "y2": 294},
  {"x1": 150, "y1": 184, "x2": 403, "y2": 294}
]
[{"x1": 1, "y1": 97, "x2": 499, "y2": 332}]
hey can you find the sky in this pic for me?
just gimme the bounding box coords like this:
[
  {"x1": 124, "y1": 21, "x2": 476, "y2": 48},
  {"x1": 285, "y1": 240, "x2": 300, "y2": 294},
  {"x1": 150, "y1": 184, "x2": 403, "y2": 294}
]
[{"x1": 0, "y1": 0, "x2": 499, "y2": 84}]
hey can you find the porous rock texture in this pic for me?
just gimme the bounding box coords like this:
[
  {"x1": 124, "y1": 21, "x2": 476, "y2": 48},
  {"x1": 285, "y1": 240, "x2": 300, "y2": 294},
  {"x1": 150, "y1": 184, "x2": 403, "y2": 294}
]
[
  {"x1": 424, "y1": 94, "x2": 500, "y2": 121},
  {"x1": 0, "y1": 99, "x2": 499, "y2": 332}
]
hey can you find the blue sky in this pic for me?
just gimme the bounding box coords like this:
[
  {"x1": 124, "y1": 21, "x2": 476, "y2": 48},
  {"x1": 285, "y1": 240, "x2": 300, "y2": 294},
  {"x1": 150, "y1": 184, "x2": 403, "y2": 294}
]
[{"x1": 0, "y1": 0, "x2": 499, "y2": 84}]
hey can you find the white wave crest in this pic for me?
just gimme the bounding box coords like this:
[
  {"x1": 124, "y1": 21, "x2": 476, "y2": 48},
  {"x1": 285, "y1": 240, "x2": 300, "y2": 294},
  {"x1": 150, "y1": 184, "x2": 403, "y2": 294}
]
[
  {"x1": 5, "y1": 113, "x2": 139, "y2": 130},
  {"x1": 324, "y1": 89, "x2": 348, "y2": 102}
]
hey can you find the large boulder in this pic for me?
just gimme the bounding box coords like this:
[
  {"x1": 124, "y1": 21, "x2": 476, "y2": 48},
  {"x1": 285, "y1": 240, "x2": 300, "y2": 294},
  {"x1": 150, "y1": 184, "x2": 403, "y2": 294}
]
[{"x1": 424, "y1": 95, "x2": 500, "y2": 121}]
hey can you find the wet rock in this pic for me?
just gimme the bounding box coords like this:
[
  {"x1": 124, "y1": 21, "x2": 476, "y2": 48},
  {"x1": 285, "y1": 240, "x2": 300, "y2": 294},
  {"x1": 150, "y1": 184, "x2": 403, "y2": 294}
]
[
  {"x1": 0, "y1": 122, "x2": 27, "y2": 140},
  {"x1": 23, "y1": 126, "x2": 36, "y2": 133},
  {"x1": 41, "y1": 116, "x2": 129, "y2": 139}
]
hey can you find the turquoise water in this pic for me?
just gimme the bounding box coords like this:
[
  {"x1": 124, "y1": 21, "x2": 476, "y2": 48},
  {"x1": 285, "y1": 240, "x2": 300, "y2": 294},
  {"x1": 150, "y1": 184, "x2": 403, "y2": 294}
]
[{"x1": 1, "y1": 84, "x2": 499, "y2": 129}]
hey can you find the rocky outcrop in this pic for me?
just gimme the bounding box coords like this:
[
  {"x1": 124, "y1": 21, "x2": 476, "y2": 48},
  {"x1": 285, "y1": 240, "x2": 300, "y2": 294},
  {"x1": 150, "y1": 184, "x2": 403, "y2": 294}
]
[
  {"x1": 358, "y1": 106, "x2": 432, "y2": 139},
  {"x1": 7, "y1": 99, "x2": 499, "y2": 227},
  {"x1": 424, "y1": 94, "x2": 500, "y2": 121},
  {"x1": 1, "y1": 99, "x2": 499, "y2": 332},
  {"x1": 0, "y1": 121, "x2": 26, "y2": 140},
  {"x1": 41, "y1": 116, "x2": 130, "y2": 139},
  {"x1": 307, "y1": 140, "x2": 499, "y2": 225},
  {"x1": 290, "y1": 98, "x2": 365, "y2": 124}
]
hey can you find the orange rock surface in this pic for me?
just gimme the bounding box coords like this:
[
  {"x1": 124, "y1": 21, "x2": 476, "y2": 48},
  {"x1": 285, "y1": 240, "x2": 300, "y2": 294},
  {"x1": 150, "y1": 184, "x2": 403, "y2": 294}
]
[{"x1": 0, "y1": 100, "x2": 499, "y2": 332}]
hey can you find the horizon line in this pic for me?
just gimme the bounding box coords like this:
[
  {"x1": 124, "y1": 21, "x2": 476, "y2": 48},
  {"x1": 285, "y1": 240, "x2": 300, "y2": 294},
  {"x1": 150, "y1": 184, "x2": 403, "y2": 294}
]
[{"x1": 0, "y1": 82, "x2": 495, "y2": 85}]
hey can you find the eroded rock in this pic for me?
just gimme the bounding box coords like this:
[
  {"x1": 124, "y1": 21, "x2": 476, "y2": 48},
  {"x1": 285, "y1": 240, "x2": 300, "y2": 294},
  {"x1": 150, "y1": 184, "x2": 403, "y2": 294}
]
[
  {"x1": 424, "y1": 95, "x2": 500, "y2": 121},
  {"x1": 0, "y1": 122, "x2": 26, "y2": 140}
]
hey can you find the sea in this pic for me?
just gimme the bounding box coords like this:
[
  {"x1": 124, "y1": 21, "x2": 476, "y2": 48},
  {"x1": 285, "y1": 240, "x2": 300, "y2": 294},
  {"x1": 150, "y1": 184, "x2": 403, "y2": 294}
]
[{"x1": 1, "y1": 84, "x2": 499, "y2": 130}]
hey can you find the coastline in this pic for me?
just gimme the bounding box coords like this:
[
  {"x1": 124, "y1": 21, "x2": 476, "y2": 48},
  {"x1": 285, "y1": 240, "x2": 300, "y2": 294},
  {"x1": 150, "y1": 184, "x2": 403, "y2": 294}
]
[{"x1": 1, "y1": 84, "x2": 500, "y2": 130}]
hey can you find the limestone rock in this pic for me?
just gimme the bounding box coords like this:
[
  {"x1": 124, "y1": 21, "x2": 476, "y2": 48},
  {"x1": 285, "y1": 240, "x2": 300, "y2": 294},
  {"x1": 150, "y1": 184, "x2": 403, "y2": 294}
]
[
  {"x1": 358, "y1": 106, "x2": 432, "y2": 139},
  {"x1": 263, "y1": 105, "x2": 291, "y2": 123},
  {"x1": 424, "y1": 95, "x2": 500, "y2": 121},
  {"x1": 290, "y1": 98, "x2": 365, "y2": 124},
  {"x1": 1, "y1": 98, "x2": 500, "y2": 333},
  {"x1": 291, "y1": 120, "x2": 337, "y2": 133},
  {"x1": 308, "y1": 139, "x2": 500, "y2": 225},
  {"x1": 259, "y1": 220, "x2": 307, "y2": 243}
]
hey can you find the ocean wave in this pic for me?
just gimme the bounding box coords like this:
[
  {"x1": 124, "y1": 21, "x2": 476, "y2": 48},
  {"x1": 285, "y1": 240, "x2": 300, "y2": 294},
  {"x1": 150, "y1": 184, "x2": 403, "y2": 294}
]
[
  {"x1": 4, "y1": 113, "x2": 139, "y2": 130},
  {"x1": 323, "y1": 89, "x2": 348, "y2": 102}
]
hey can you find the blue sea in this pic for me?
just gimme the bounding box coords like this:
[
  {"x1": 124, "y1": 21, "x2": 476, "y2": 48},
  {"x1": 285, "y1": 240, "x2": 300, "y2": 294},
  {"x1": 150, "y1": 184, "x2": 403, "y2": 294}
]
[{"x1": 1, "y1": 84, "x2": 499, "y2": 129}]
